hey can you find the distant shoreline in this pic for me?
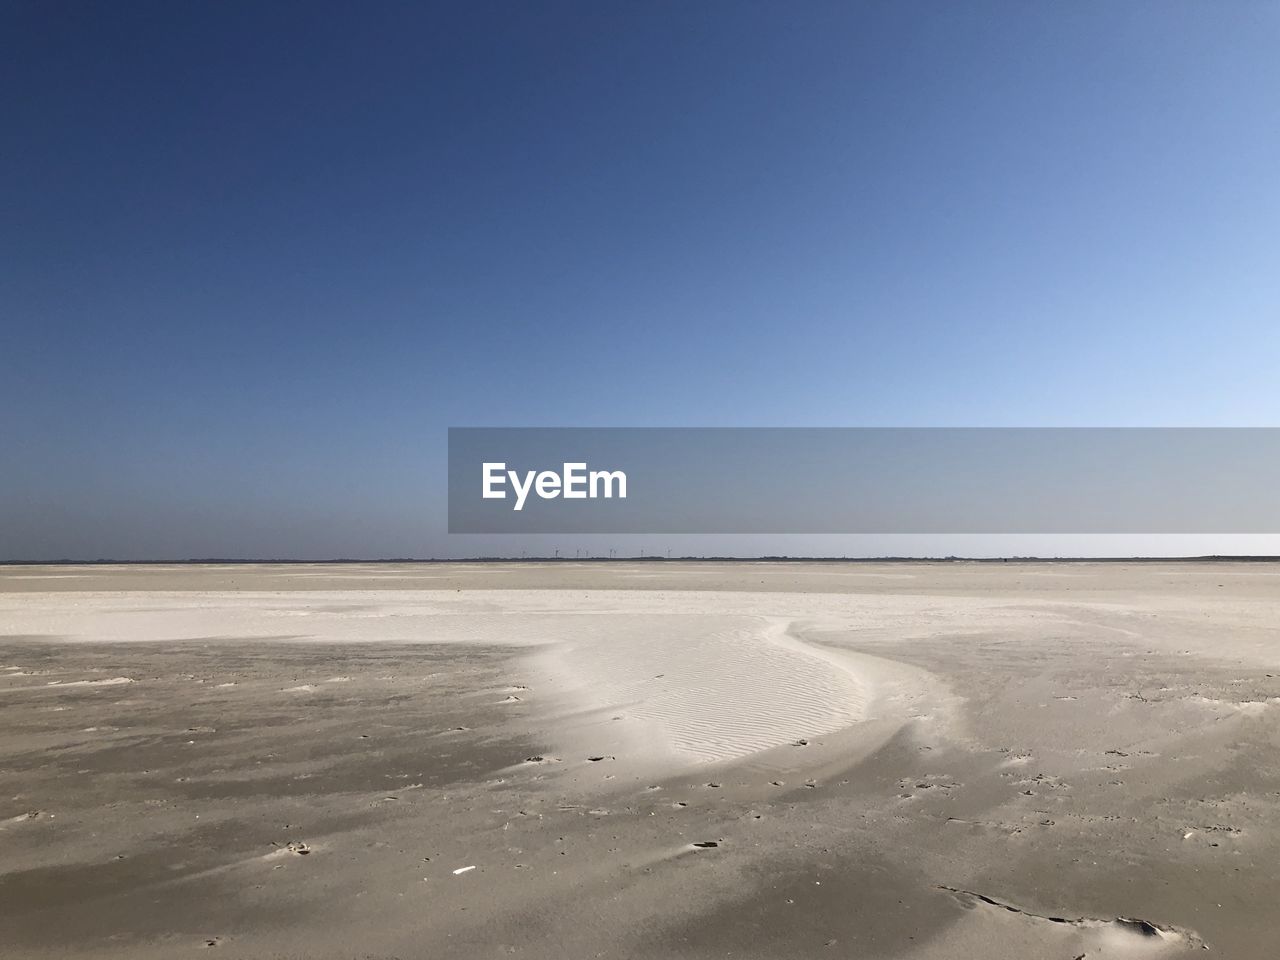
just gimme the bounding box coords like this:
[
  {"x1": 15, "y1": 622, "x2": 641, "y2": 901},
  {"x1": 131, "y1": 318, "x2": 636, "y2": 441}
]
[{"x1": 3, "y1": 555, "x2": 1279, "y2": 566}]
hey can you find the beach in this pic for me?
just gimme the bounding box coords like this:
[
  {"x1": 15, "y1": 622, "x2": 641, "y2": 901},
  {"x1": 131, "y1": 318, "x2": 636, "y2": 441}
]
[{"x1": 2, "y1": 561, "x2": 1278, "y2": 957}]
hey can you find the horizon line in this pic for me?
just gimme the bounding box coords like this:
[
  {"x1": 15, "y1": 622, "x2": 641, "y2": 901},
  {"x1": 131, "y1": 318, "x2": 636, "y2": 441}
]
[{"x1": 3, "y1": 555, "x2": 1280, "y2": 566}]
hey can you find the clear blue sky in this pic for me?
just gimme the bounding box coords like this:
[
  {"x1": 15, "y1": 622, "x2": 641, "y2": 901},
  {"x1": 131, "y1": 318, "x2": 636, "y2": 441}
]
[{"x1": 3, "y1": 2, "x2": 1278, "y2": 559}]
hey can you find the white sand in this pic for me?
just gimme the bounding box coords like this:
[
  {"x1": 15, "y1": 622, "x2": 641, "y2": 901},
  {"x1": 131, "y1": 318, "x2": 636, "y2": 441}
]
[
  {"x1": 7, "y1": 580, "x2": 1276, "y2": 771},
  {"x1": 0, "y1": 590, "x2": 882, "y2": 767},
  {"x1": 4, "y1": 563, "x2": 1280, "y2": 958}
]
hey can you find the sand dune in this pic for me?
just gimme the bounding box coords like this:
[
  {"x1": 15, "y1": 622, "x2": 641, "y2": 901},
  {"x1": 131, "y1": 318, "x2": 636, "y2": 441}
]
[{"x1": 537, "y1": 614, "x2": 869, "y2": 764}]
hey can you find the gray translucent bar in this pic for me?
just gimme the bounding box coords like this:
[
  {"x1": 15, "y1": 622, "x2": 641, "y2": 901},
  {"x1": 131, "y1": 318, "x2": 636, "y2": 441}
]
[{"x1": 447, "y1": 428, "x2": 1280, "y2": 533}]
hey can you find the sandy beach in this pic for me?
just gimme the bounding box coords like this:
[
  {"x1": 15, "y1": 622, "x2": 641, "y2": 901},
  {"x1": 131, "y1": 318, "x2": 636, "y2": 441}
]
[{"x1": 2, "y1": 561, "x2": 1278, "y2": 957}]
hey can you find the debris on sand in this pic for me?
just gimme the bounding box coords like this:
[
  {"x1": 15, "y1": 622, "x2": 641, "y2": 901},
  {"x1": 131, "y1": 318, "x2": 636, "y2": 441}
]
[{"x1": 936, "y1": 885, "x2": 1204, "y2": 948}]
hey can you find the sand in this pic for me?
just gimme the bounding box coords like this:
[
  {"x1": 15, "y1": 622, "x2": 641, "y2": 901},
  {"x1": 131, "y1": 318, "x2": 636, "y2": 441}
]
[{"x1": 1, "y1": 561, "x2": 1278, "y2": 957}]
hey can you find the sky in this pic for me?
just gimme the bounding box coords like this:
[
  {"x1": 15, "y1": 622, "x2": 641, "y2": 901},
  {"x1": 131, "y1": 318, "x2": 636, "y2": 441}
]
[{"x1": 3, "y1": 1, "x2": 1279, "y2": 560}]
